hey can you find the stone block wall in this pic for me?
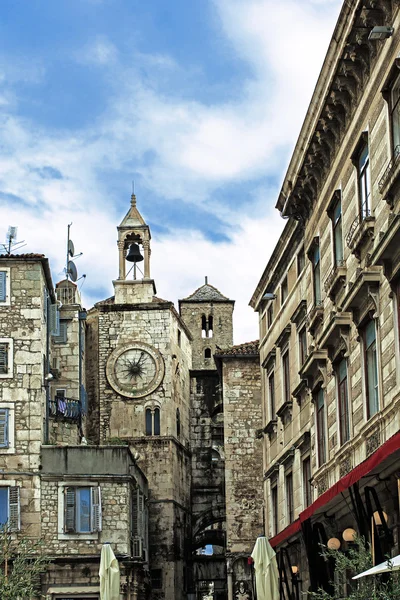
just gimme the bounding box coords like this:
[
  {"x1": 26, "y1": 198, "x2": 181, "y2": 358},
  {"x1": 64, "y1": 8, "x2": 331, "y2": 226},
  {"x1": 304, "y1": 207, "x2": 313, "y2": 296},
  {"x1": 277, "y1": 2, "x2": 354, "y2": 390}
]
[{"x1": 220, "y1": 356, "x2": 263, "y2": 554}]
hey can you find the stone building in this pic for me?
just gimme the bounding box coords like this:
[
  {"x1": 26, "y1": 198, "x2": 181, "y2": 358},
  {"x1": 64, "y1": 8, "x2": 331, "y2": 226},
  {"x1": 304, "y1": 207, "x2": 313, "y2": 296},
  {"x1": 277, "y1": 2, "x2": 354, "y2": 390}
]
[
  {"x1": 0, "y1": 195, "x2": 264, "y2": 600},
  {"x1": 250, "y1": 0, "x2": 400, "y2": 596}
]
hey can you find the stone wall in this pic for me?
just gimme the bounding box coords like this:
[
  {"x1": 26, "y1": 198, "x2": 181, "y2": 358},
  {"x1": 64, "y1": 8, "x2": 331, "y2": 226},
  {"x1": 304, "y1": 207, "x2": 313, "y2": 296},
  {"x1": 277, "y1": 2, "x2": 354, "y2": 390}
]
[
  {"x1": 180, "y1": 301, "x2": 234, "y2": 370},
  {"x1": 220, "y1": 355, "x2": 263, "y2": 554}
]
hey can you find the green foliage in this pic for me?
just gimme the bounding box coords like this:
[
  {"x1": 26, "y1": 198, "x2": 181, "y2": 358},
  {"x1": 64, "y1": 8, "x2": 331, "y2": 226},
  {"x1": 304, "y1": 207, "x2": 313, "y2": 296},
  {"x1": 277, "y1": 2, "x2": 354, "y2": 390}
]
[
  {"x1": 0, "y1": 529, "x2": 49, "y2": 600},
  {"x1": 107, "y1": 437, "x2": 129, "y2": 446},
  {"x1": 309, "y1": 537, "x2": 400, "y2": 600}
]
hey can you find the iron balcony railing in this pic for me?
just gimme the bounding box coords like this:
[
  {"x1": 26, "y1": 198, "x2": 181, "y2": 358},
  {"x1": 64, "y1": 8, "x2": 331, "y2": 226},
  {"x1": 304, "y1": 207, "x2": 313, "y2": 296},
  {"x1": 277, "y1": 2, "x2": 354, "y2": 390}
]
[
  {"x1": 346, "y1": 203, "x2": 371, "y2": 249},
  {"x1": 324, "y1": 260, "x2": 346, "y2": 293},
  {"x1": 49, "y1": 397, "x2": 82, "y2": 422},
  {"x1": 378, "y1": 144, "x2": 400, "y2": 193}
]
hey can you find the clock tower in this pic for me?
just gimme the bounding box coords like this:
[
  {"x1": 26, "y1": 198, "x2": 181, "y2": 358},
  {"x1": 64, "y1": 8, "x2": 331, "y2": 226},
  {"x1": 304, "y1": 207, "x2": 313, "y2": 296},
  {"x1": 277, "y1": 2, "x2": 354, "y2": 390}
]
[{"x1": 86, "y1": 195, "x2": 192, "y2": 600}]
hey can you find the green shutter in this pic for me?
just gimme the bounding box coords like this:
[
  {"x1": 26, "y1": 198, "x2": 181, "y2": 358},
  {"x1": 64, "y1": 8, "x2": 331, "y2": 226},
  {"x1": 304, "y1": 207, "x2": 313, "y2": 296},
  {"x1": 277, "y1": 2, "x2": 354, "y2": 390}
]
[
  {"x1": 49, "y1": 304, "x2": 60, "y2": 336},
  {"x1": 54, "y1": 321, "x2": 67, "y2": 344}
]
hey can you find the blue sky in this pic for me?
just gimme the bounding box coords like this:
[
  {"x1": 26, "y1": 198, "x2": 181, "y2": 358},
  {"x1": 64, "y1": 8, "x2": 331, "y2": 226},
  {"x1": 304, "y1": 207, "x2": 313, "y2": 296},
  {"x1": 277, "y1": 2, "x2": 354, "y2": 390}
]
[{"x1": 0, "y1": 0, "x2": 342, "y2": 342}]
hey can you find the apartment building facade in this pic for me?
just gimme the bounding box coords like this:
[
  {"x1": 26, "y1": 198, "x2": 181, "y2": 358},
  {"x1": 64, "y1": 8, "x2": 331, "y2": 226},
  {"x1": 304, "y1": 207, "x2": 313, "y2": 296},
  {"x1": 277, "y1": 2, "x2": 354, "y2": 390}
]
[{"x1": 250, "y1": 0, "x2": 400, "y2": 595}]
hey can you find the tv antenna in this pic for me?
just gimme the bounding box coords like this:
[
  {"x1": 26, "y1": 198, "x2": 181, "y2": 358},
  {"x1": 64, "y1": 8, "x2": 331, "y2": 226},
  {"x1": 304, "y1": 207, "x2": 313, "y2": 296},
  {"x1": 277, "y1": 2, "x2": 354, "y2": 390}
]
[
  {"x1": 65, "y1": 223, "x2": 83, "y2": 282},
  {"x1": 1, "y1": 226, "x2": 26, "y2": 255}
]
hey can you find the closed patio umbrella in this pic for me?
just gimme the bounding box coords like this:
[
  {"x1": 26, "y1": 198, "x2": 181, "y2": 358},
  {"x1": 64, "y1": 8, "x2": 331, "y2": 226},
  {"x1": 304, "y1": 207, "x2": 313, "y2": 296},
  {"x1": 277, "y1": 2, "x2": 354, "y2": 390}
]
[
  {"x1": 352, "y1": 554, "x2": 400, "y2": 579},
  {"x1": 99, "y1": 543, "x2": 120, "y2": 600},
  {"x1": 251, "y1": 536, "x2": 279, "y2": 600}
]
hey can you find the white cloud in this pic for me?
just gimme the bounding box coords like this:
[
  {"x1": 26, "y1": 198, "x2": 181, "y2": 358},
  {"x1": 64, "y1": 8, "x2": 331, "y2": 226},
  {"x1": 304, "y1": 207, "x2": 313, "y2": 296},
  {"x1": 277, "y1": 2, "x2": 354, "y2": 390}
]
[{"x1": 0, "y1": 0, "x2": 342, "y2": 342}]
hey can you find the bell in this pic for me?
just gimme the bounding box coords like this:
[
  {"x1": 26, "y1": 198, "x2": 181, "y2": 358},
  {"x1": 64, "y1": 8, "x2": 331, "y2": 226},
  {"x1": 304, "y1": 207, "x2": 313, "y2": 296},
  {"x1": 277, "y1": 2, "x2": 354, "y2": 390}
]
[{"x1": 126, "y1": 243, "x2": 144, "y2": 263}]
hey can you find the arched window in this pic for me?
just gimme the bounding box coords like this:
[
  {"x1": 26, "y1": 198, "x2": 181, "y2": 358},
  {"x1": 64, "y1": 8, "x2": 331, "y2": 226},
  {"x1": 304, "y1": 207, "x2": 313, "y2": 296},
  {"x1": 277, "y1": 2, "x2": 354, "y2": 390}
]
[
  {"x1": 208, "y1": 315, "x2": 213, "y2": 338},
  {"x1": 145, "y1": 408, "x2": 152, "y2": 436},
  {"x1": 145, "y1": 406, "x2": 160, "y2": 436},
  {"x1": 201, "y1": 315, "x2": 207, "y2": 338},
  {"x1": 154, "y1": 407, "x2": 160, "y2": 436},
  {"x1": 176, "y1": 408, "x2": 181, "y2": 437},
  {"x1": 204, "y1": 348, "x2": 212, "y2": 359}
]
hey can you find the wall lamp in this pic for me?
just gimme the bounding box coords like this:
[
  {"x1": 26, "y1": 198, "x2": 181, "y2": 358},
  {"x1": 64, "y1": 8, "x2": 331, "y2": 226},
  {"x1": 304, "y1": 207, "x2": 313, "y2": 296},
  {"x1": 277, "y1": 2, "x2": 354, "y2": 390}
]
[
  {"x1": 291, "y1": 565, "x2": 299, "y2": 575},
  {"x1": 373, "y1": 510, "x2": 388, "y2": 526},
  {"x1": 342, "y1": 528, "x2": 357, "y2": 543},
  {"x1": 327, "y1": 537, "x2": 341, "y2": 550},
  {"x1": 368, "y1": 26, "x2": 394, "y2": 41}
]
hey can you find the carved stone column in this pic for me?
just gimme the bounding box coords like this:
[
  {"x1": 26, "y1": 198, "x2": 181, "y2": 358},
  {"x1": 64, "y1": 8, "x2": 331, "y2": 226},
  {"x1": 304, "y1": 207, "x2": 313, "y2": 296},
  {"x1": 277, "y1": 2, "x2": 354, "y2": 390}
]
[
  {"x1": 227, "y1": 557, "x2": 233, "y2": 600},
  {"x1": 142, "y1": 239, "x2": 150, "y2": 278},
  {"x1": 118, "y1": 240, "x2": 126, "y2": 280}
]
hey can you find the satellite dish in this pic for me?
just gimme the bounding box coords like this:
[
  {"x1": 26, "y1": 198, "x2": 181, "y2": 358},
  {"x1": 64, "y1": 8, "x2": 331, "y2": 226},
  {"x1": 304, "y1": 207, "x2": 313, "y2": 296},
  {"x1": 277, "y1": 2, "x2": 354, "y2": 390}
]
[
  {"x1": 68, "y1": 239, "x2": 75, "y2": 256},
  {"x1": 67, "y1": 260, "x2": 78, "y2": 282}
]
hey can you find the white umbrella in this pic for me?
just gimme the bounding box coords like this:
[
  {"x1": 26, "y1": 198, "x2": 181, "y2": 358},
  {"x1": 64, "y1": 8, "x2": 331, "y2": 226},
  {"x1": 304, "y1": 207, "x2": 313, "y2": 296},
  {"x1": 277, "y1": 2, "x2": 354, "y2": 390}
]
[
  {"x1": 353, "y1": 554, "x2": 400, "y2": 579},
  {"x1": 251, "y1": 536, "x2": 279, "y2": 600},
  {"x1": 99, "y1": 543, "x2": 120, "y2": 600}
]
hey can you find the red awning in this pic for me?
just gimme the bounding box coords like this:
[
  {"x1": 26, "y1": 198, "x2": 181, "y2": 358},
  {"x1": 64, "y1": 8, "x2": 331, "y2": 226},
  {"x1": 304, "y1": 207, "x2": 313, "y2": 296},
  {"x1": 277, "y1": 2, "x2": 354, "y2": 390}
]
[{"x1": 269, "y1": 430, "x2": 400, "y2": 548}]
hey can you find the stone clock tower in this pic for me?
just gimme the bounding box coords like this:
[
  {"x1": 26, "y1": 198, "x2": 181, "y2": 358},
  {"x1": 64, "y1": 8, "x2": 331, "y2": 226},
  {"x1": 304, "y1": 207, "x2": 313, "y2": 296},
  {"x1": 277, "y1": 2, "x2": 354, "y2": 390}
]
[{"x1": 86, "y1": 195, "x2": 192, "y2": 600}]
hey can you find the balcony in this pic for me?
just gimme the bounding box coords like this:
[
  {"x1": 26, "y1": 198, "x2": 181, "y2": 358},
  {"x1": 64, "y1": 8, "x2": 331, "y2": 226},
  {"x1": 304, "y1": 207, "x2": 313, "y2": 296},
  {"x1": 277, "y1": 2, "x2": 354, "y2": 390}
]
[
  {"x1": 307, "y1": 303, "x2": 324, "y2": 336},
  {"x1": 346, "y1": 210, "x2": 375, "y2": 260},
  {"x1": 49, "y1": 397, "x2": 82, "y2": 423},
  {"x1": 378, "y1": 144, "x2": 400, "y2": 207},
  {"x1": 324, "y1": 261, "x2": 347, "y2": 301}
]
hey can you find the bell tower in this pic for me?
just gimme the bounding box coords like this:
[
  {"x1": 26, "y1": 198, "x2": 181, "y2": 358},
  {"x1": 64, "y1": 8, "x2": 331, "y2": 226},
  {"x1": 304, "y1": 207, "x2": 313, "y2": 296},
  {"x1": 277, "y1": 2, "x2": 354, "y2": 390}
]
[{"x1": 113, "y1": 194, "x2": 156, "y2": 304}]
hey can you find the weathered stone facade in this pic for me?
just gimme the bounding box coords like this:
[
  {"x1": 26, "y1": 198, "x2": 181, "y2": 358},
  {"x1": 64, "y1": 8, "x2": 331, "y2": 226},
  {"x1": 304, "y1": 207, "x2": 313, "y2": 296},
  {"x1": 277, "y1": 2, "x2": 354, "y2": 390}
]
[{"x1": 250, "y1": 0, "x2": 400, "y2": 595}]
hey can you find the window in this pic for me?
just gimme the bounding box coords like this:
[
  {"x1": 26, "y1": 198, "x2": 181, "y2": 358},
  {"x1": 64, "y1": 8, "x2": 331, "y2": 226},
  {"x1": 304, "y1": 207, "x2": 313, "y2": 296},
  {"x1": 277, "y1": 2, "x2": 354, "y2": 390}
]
[
  {"x1": 0, "y1": 269, "x2": 10, "y2": 305},
  {"x1": 145, "y1": 407, "x2": 160, "y2": 436},
  {"x1": 177, "y1": 330, "x2": 181, "y2": 347},
  {"x1": 208, "y1": 316, "x2": 213, "y2": 338},
  {"x1": 271, "y1": 485, "x2": 278, "y2": 536},
  {"x1": 268, "y1": 371, "x2": 276, "y2": 418},
  {"x1": 0, "y1": 339, "x2": 13, "y2": 379},
  {"x1": 64, "y1": 486, "x2": 102, "y2": 533},
  {"x1": 176, "y1": 408, "x2": 181, "y2": 437},
  {"x1": 312, "y1": 243, "x2": 321, "y2": 305},
  {"x1": 390, "y1": 73, "x2": 400, "y2": 151},
  {"x1": 363, "y1": 320, "x2": 379, "y2": 418},
  {"x1": 151, "y1": 569, "x2": 162, "y2": 590},
  {"x1": 298, "y1": 327, "x2": 307, "y2": 367},
  {"x1": 281, "y1": 277, "x2": 288, "y2": 304},
  {"x1": 303, "y1": 457, "x2": 312, "y2": 508},
  {"x1": 282, "y1": 350, "x2": 290, "y2": 405},
  {"x1": 204, "y1": 348, "x2": 212, "y2": 359},
  {"x1": 285, "y1": 472, "x2": 294, "y2": 524},
  {"x1": 54, "y1": 320, "x2": 68, "y2": 344},
  {"x1": 337, "y1": 359, "x2": 350, "y2": 444},
  {"x1": 201, "y1": 315, "x2": 213, "y2": 338},
  {"x1": 357, "y1": 139, "x2": 371, "y2": 218},
  {"x1": 315, "y1": 388, "x2": 326, "y2": 466},
  {"x1": 267, "y1": 304, "x2": 273, "y2": 328},
  {"x1": 297, "y1": 247, "x2": 305, "y2": 276},
  {"x1": 0, "y1": 486, "x2": 20, "y2": 531},
  {"x1": 332, "y1": 196, "x2": 344, "y2": 265}
]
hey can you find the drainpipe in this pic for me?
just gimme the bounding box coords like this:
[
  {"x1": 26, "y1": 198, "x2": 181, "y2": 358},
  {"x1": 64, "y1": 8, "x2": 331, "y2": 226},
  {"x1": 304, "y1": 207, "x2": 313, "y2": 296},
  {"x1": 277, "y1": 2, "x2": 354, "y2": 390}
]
[
  {"x1": 44, "y1": 294, "x2": 50, "y2": 445},
  {"x1": 78, "y1": 310, "x2": 87, "y2": 437}
]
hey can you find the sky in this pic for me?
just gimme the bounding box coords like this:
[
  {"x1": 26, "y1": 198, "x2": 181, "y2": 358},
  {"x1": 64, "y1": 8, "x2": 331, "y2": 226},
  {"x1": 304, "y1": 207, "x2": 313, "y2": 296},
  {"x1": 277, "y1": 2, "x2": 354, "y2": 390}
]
[{"x1": 0, "y1": 0, "x2": 342, "y2": 343}]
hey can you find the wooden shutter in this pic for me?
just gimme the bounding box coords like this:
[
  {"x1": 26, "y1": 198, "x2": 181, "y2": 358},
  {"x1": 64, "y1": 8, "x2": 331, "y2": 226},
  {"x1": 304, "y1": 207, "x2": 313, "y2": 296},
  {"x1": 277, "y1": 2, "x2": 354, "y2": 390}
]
[
  {"x1": 64, "y1": 487, "x2": 76, "y2": 532},
  {"x1": 91, "y1": 486, "x2": 102, "y2": 532},
  {"x1": 0, "y1": 344, "x2": 8, "y2": 375},
  {"x1": 8, "y1": 486, "x2": 20, "y2": 531},
  {"x1": 49, "y1": 304, "x2": 60, "y2": 336},
  {"x1": 54, "y1": 321, "x2": 67, "y2": 344},
  {"x1": 0, "y1": 272, "x2": 6, "y2": 302},
  {"x1": 0, "y1": 409, "x2": 9, "y2": 448},
  {"x1": 132, "y1": 488, "x2": 138, "y2": 536}
]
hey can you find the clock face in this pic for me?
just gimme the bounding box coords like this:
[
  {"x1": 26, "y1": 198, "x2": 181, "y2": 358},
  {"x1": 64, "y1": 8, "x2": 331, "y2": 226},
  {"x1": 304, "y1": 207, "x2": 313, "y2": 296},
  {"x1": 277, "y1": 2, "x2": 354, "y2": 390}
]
[{"x1": 106, "y1": 342, "x2": 165, "y2": 399}]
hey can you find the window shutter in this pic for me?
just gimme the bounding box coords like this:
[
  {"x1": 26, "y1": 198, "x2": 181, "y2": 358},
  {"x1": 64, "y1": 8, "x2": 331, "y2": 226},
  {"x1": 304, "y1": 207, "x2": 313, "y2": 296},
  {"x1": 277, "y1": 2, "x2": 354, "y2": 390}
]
[
  {"x1": 65, "y1": 487, "x2": 76, "y2": 532},
  {"x1": 91, "y1": 486, "x2": 102, "y2": 532},
  {"x1": 132, "y1": 488, "x2": 139, "y2": 536},
  {"x1": 0, "y1": 409, "x2": 9, "y2": 448},
  {"x1": 0, "y1": 272, "x2": 6, "y2": 302},
  {"x1": 138, "y1": 491, "x2": 144, "y2": 538},
  {"x1": 0, "y1": 344, "x2": 8, "y2": 375},
  {"x1": 80, "y1": 384, "x2": 87, "y2": 415},
  {"x1": 8, "y1": 486, "x2": 20, "y2": 531},
  {"x1": 54, "y1": 321, "x2": 67, "y2": 344},
  {"x1": 49, "y1": 304, "x2": 60, "y2": 336}
]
